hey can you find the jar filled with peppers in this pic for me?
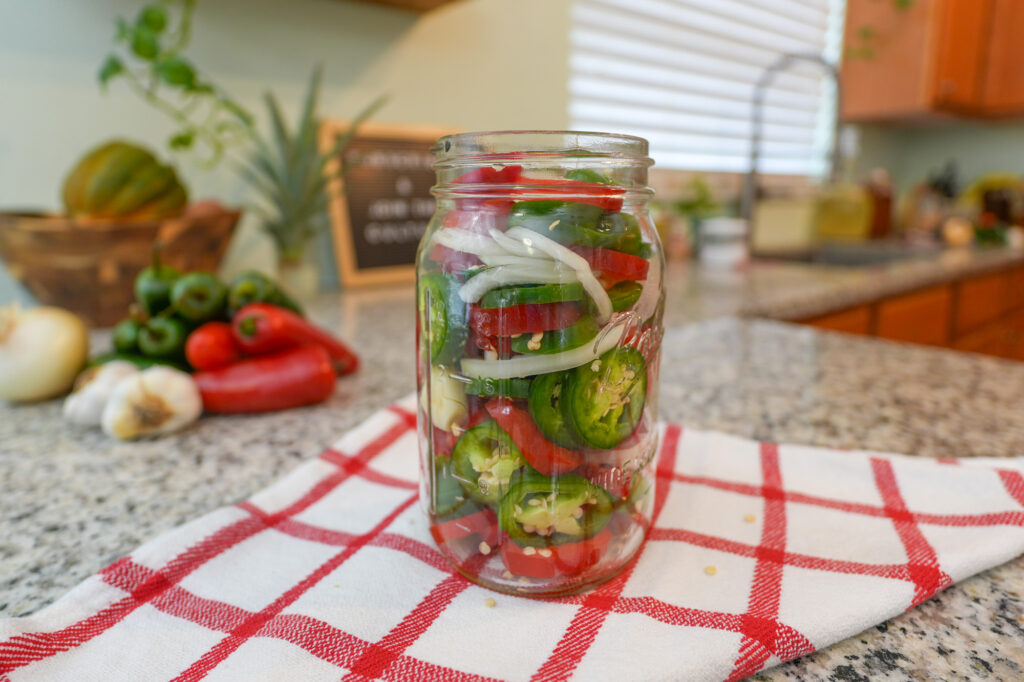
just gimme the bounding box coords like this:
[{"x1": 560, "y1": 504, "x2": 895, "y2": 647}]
[{"x1": 416, "y1": 131, "x2": 663, "y2": 596}]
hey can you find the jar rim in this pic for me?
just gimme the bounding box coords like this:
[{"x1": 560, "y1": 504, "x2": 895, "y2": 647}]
[{"x1": 432, "y1": 130, "x2": 652, "y2": 165}]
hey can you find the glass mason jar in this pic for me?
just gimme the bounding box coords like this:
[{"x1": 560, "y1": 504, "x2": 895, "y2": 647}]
[{"x1": 415, "y1": 131, "x2": 663, "y2": 597}]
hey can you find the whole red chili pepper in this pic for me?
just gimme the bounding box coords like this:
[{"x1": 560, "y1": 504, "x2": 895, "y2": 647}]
[
  {"x1": 194, "y1": 344, "x2": 336, "y2": 413},
  {"x1": 232, "y1": 303, "x2": 359, "y2": 375},
  {"x1": 185, "y1": 321, "x2": 242, "y2": 371}
]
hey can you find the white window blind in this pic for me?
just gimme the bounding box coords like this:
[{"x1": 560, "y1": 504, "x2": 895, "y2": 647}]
[{"x1": 569, "y1": 0, "x2": 845, "y2": 176}]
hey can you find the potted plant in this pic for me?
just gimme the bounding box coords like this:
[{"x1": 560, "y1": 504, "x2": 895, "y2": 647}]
[{"x1": 98, "y1": 0, "x2": 384, "y2": 297}]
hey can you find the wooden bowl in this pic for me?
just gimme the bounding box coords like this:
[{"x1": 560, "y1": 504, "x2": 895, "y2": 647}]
[{"x1": 0, "y1": 203, "x2": 241, "y2": 327}]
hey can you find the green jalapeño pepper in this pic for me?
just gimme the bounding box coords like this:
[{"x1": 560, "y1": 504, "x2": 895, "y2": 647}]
[
  {"x1": 451, "y1": 419, "x2": 525, "y2": 505},
  {"x1": 507, "y1": 200, "x2": 643, "y2": 255},
  {"x1": 465, "y1": 376, "x2": 532, "y2": 399},
  {"x1": 171, "y1": 272, "x2": 228, "y2": 322},
  {"x1": 138, "y1": 316, "x2": 189, "y2": 359},
  {"x1": 565, "y1": 168, "x2": 613, "y2": 185},
  {"x1": 565, "y1": 346, "x2": 647, "y2": 449},
  {"x1": 510, "y1": 315, "x2": 600, "y2": 355},
  {"x1": 528, "y1": 370, "x2": 582, "y2": 449},
  {"x1": 134, "y1": 250, "x2": 181, "y2": 316},
  {"x1": 479, "y1": 283, "x2": 585, "y2": 309},
  {"x1": 498, "y1": 469, "x2": 613, "y2": 548},
  {"x1": 507, "y1": 200, "x2": 602, "y2": 243},
  {"x1": 227, "y1": 271, "x2": 303, "y2": 317},
  {"x1": 112, "y1": 318, "x2": 143, "y2": 353},
  {"x1": 607, "y1": 281, "x2": 643, "y2": 312},
  {"x1": 419, "y1": 272, "x2": 467, "y2": 366},
  {"x1": 594, "y1": 212, "x2": 642, "y2": 255}
]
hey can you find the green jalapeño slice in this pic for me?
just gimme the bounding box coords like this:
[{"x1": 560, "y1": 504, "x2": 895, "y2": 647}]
[
  {"x1": 565, "y1": 346, "x2": 647, "y2": 449},
  {"x1": 528, "y1": 370, "x2": 582, "y2": 449},
  {"x1": 498, "y1": 469, "x2": 613, "y2": 547},
  {"x1": 451, "y1": 419, "x2": 525, "y2": 504},
  {"x1": 419, "y1": 272, "x2": 467, "y2": 365}
]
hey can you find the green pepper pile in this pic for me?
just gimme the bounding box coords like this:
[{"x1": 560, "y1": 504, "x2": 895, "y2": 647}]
[
  {"x1": 419, "y1": 166, "x2": 661, "y2": 584},
  {"x1": 94, "y1": 249, "x2": 303, "y2": 372}
]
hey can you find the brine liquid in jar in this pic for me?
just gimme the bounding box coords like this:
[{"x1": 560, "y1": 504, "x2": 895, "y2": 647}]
[{"x1": 416, "y1": 131, "x2": 663, "y2": 597}]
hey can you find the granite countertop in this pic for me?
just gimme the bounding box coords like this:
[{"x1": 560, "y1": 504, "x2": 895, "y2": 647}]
[{"x1": 4, "y1": 250, "x2": 1024, "y2": 680}]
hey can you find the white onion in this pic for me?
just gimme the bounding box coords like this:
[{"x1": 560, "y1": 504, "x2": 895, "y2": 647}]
[
  {"x1": 460, "y1": 323, "x2": 626, "y2": 379},
  {"x1": 505, "y1": 227, "x2": 613, "y2": 323},
  {"x1": 0, "y1": 305, "x2": 89, "y2": 403},
  {"x1": 634, "y1": 248, "x2": 663, "y2": 320},
  {"x1": 488, "y1": 228, "x2": 537, "y2": 258},
  {"x1": 433, "y1": 228, "x2": 506, "y2": 258},
  {"x1": 457, "y1": 263, "x2": 577, "y2": 303}
]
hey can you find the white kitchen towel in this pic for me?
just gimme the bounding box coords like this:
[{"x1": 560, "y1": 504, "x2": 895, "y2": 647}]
[{"x1": 3, "y1": 394, "x2": 1024, "y2": 682}]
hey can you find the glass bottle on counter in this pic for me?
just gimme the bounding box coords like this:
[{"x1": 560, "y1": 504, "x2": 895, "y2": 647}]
[{"x1": 415, "y1": 131, "x2": 664, "y2": 596}]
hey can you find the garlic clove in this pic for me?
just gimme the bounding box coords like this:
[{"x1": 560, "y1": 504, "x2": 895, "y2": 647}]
[
  {"x1": 101, "y1": 366, "x2": 202, "y2": 440},
  {"x1": 63, "y1": 360, "x2": 139, "y2": 426}
]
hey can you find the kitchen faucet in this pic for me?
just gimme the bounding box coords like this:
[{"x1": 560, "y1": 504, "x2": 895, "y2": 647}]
[{"x1": 740, "y1": 52, "x2": 842, "y2": 234}]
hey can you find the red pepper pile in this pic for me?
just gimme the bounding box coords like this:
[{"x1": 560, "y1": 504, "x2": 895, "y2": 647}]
[{"x1": 186, "y1": 303, "x2": 359, "y2": 413}]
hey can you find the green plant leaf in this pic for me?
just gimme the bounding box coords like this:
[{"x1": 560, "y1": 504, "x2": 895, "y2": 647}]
[
  {"x1": 169, "y1": 130, "x2": 195, "y2": 150},
  {"x1": 98, "y1": 55, "x2": 124, "y2": 86},
  {"x1": 221, "y1": 98, "x2": 253, "y2": 127},
  {"x1": 115, "y1": 17, "x2": 132, "y2": 42},
  {"x1": 155, "y1": 56, "x2": 196, "y2": 87},
  {"x1": 131, "y1": 26, "x2": 160, "y2": 60},
  {"x1": 138, "y1": 5, "x2": 168, "y2": 33},
  {"x1": 264, "y1": 90, "x2": 294, "y2": 169}
]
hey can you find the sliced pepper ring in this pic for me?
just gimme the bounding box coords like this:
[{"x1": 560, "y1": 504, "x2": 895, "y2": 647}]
[
  {"x1": 451, "y1": 419, "x2": 525, "y2": 504},
  {"x1": 419, "y1": 272, "x2": 467, "y2": 365},
  {"x1": 528, "y1": 370, "x2": 583, "y2": 450},
  {"x1": 565, "y1": 346, "x2": 648, "y2": 449},
  {"x1": 497, "y1": 469, "x2": 613, "y2": 548}
]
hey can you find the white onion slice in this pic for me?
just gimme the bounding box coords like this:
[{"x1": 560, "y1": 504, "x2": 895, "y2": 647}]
[
  {"x1": 433, "y1": 228, "x2": 506, "y2": 258},
  {"x1": 460, "y1": 324, "x2": 626, "y2": 379},
  {"x1": 477, "y1": 254, "x2": 556, "y2": 268},
  {"x1": 488, "y1": 228, "x2": 537, "y2": 258},
  {"x1": 505, "y1": 227, "x2": 612, "y2": 323},
  {"x1": 634, "y1": 248, "x2": 662, "y2": 320},
  {"x1": 457, "y1": 263, "x2": 577, "y2": 303}
]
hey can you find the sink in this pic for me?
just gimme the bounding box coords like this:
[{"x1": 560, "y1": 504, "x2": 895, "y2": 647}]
[{"x1": 757, "y1": 242, "x2": 943, "y2": 267}]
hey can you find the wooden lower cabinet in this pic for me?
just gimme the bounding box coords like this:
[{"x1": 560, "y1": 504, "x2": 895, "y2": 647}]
[
  {"x1": 875, "y1": 285, "x2": 952, "y2": 347},
  {"x1": 795, "y1": 266, "x2": 1024, "y2": 359},
  {"x1": 952, "y1": 322, "x2": 1009, "y2": 357},
  {"x1": 803, "y1": 305, "x2": 872, "y2": 335}
]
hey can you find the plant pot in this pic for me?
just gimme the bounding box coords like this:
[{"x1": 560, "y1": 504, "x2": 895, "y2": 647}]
[{"x1": 0, "y1": 202, "x2": 241, "y2": 326}]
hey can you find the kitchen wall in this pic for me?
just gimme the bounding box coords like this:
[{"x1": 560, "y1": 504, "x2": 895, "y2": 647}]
[
  {"x1": 0, "y1": 0, "x2": 571, "y2": 303},
  {"x1": 855, "y1": 120, "x2": 1024, "y2": 193}
]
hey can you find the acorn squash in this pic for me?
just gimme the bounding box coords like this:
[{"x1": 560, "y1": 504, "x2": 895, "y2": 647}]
[{"x1": 62, "y1": 141, "x2": 188, "y2": 220}]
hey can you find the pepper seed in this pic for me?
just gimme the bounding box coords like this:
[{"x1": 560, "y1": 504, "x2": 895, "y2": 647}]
[{"x1": 479, "y1": 541, "x2": 491, "y2": 555}]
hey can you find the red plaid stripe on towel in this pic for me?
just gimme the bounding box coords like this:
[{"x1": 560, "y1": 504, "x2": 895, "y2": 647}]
[{"x1": 3, "y1": 394, "x2": 1024, "y2": 682}]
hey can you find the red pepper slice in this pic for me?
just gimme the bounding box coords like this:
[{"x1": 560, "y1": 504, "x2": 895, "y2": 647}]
[
  {"x1": 499, "y1": 528, "x2": 612, "y2": 579},
  {"x1": 194, "y1": 344, "x2": 336, "y2": 413},
  {"x1": 232, "y1": 303, "x2": 359, "y2": 375},
  {"x1": 569, "y1": 245, "x2": 650, "y2": 285},
  {"x1": 185, "y1": 321, "x2": 242, "y2": 371},
  {"x1": 452, "y1": 165, "x2": 523, "y2": 185},
  {"x1": 469, "y1": 302, "x2": 583, "y2": 337},
  {"x1": 485, "y1": 397, "x2": 582, "y2": 476},
  {"x1": 483, "y1": 178, "x2": 626, "y2": 212},
  {"x1": 430, "y1": 508, "x2": 499, "y2": 547}
]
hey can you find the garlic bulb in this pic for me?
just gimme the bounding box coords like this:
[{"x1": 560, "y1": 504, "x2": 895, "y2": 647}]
[
  {"x1": 63, "y1": 361, "x2": 139, "y2": 426},
  {"x1": 101, "y1": 367, "x2": 202, "y2": 440}
]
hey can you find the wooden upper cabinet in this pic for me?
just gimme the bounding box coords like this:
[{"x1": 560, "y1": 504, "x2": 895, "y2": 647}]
[
  {"x1": 842, "y1": 0, "x2": 1024, "y2": 121},
  {"x1": 981, "y1": 0, "x2": 1024, "y2": 113}
]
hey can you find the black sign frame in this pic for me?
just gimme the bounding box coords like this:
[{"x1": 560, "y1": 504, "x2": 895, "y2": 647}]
[{"x1": 321, "y1": 121, "x2": 456, "y2": 287}]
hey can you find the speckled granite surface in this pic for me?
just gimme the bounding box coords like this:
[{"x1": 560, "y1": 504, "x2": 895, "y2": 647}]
[{"x1": 4, "y1": 252, "x2": 1024, "y2": 680}]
